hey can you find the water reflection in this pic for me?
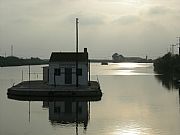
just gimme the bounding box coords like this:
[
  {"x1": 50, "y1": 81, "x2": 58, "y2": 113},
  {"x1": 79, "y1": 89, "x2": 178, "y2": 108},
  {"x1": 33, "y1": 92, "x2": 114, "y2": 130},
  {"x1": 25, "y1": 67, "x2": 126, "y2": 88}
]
[
  {"x1": 154, "y1": 73, "x2": 180, "y2": 105},
  {"x1": 44, "y1": 100, "x2": 89, "y2": 129},
  {"x1": 112, "y1": 122, "x2": 148, "y2": 135},
  {"x1": 3, "y1": 64, "x2": 180, "y2": 135},
  {"x1": 154, "y1": 73, "x2": 179, "y2": 90},
  {"x1": 8, "y1": 95, "x2": 100, "y2": 135}
]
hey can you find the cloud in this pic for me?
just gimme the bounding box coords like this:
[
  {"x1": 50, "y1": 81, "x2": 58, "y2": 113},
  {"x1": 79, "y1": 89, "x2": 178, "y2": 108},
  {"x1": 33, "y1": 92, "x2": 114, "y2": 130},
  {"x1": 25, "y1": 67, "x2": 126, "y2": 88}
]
[
  {"x1": 66, "y1": 12, "x2": 105, "y2": 26},
  {"x1": 113, "y1": 15, "x2": 140, "y2": 25},
  {"x1": 1, "y1": 0, "x2": 180, "y2": 58},
  {"x1": 147, "y1": 6, "x2": 173, "y2": 16}
]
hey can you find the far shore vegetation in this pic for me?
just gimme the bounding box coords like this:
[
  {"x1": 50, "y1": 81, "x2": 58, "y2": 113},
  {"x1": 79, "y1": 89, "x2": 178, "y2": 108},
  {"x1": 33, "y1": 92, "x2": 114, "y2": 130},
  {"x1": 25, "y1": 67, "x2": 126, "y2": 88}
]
[{"x1": 0, "y1": 56, "x2": 48, "y2": 67}]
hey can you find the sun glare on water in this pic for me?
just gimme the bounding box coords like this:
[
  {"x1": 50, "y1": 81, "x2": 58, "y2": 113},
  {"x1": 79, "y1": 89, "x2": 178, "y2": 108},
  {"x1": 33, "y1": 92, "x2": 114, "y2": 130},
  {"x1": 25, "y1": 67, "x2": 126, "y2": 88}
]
[
  {"x1": 112, "y1": 122, "x2": 151, "y2": 135},
  {"x1": 115, "y1": 63, "x2": 144, "y2": 69},
  {"x1": 105, "y1": 63, "x2": 153, "y2": 76}
]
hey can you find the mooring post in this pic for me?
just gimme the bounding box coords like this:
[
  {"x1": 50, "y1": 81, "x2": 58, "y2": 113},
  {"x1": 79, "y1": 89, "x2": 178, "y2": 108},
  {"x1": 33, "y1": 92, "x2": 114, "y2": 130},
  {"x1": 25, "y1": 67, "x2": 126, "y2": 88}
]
[
  {"x1": 29, "y1": 65, "x2": 30, "y2": 82},
  {"x1": 88, "y1": 101, "x2": 90, "y2": 120},
  {"x1": 22, "y1": 69, "x2": 23, "y2": 82},
  {"x1": 88, "y1": 60, "x2": 90, "y2": 86},
  {"x1": 29, "y1": 101, "x2": 31, "y2": 122},
  {"x1": 28, "y1": 65, "x2": 31, "y2": 89}
]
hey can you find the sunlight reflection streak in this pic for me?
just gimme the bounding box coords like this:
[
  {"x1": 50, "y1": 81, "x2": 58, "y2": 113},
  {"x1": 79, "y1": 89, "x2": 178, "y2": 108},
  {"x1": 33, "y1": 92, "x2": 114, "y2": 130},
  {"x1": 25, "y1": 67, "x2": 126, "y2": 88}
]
[
  {"x1": 112, "y1": 122, "x2": 150, "y2": 135},
  {"x1": 91, "y1": 63, "x2": 155, "y2": 76}
]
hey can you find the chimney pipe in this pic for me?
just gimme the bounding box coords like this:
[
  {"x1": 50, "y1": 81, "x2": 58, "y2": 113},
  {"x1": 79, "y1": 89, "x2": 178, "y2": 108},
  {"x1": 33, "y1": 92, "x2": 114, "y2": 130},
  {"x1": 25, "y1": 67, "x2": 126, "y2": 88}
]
[{"x1": 84, "y1": 48, "x2": 87, "y2": 53}]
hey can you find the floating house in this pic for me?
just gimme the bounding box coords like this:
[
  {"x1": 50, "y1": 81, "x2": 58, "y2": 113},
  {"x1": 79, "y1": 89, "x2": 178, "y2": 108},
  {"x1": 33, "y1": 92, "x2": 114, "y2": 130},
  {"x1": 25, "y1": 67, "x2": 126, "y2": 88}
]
[
  {"x1": 7, "y1": 18, "x2": 102, "y2": 98},
  {"x1": 7, "y1": 48, "x2": 102, "y2": 98},
  {"x1": 44, "y1": 48, "x2": 89, "y2": 86}
]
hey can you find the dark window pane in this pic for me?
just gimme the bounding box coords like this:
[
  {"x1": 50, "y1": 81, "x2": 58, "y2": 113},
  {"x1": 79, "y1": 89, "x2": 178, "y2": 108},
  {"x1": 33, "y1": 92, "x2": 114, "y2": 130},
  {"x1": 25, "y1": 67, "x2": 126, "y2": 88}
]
[
  {"x1": 54, "y1": 68, "x2": 60, "y2": 76},
  {"x1": 54, "y1": 107, "x2": 61, "y2": 113},
  {"x1": 78, "y1": 106, "x2": 82, "y2": 114},
  {"x1": 77, "y1": 68, "x2": 82, "y2": 76}
]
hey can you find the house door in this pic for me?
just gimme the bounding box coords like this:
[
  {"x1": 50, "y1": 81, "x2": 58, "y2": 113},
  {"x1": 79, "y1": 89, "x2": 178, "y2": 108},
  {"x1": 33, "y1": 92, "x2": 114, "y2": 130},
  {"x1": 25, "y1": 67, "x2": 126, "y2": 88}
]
[{"x1": 65, "y1": 68, "x2": 72, "y2": 84}]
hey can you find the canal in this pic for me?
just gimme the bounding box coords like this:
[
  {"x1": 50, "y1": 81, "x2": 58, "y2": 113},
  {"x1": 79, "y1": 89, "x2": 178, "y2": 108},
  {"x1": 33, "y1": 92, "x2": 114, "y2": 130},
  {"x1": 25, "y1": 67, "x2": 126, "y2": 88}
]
[{"x1": 0, "y1": 63, "x2": 180, "y2": 135}]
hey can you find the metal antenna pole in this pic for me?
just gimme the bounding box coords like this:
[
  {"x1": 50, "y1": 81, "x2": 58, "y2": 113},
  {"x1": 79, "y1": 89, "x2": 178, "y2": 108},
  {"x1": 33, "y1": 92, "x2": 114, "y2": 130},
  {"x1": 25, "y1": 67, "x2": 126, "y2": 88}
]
[
  {"x1": 172, "y1": 44, "x2": 174, "y2": 55},
  {"x1": 173, "y1": 44, "x2": 176, "y2": 55},
  {"x1": 170, "y1": 45, "x2": 172, "y2": 53},
  {"x1": 171, "y1": 44, "x2": 176, "y2": 55},
  {"x1": 177, "y1": 37, "x2": 180, "y2": 55},
  {"x1": 11, "y1": 45, "x2": 13, "y2": 56},
  {"x1": 76, "y1": 18, "x2": 79, "y2": 87}
]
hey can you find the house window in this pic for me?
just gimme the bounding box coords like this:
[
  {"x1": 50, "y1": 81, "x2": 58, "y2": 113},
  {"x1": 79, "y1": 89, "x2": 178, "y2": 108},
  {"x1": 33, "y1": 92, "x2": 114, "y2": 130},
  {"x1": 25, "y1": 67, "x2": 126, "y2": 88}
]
[
  {"x1": 77, "y1": 68, "x2": 82, "y2": 76},
  {"x1": 54, "y1": 107, "x2": 61, "y2": 113},
  {"x1": 54, "y1": 68, "x2": 60, "y2": 76},
  {"x1": 78, "y1": 106, "x2": 82, "y2": 114}
]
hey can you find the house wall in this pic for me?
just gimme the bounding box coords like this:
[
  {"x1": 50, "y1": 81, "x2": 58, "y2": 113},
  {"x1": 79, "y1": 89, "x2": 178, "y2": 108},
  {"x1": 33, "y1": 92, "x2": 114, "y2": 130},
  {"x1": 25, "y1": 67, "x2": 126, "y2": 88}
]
[
  {"x1": 48, "y1": 62, "x2": 88, "y2": 86},
  {"x1": 43, "y1": 66, "x2": 49, "y2": 83}
]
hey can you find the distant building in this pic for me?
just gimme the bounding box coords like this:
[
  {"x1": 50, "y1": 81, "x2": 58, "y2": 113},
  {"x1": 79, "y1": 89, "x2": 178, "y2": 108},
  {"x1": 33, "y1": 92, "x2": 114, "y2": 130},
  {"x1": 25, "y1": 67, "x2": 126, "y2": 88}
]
[
  {"x1": 43, "y1": 48, "x2": 88, "y2": 86},
  {"x1": 112, "y1": 53, "x2": 152, "y2": 63},
  {"x1": 112, "y1": 53, "x2": 125, "y2": 62}
]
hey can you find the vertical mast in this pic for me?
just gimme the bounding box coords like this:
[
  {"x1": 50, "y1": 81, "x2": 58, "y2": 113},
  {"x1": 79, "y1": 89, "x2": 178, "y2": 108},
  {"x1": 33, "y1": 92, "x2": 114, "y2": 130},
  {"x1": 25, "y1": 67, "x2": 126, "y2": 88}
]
[
  {"x1": 76, "y1": 18, "x2": 79, "y2": 55},
  {"x1": 177, "y1": 37, "x2": 180, "y2": 55},
  {"x1": 11, "y1": 45, "x2": 13, "y2": 56},
  {"x1": 76, "y1": 18, "x2": 79, "y2": 87}
]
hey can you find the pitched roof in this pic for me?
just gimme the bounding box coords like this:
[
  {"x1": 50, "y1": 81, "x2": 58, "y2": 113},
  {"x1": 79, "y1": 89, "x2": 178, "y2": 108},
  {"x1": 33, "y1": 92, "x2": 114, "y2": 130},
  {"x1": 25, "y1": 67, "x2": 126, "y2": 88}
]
[{"x1": 49, "y1": 52, "x2": 88, "y2": 62}]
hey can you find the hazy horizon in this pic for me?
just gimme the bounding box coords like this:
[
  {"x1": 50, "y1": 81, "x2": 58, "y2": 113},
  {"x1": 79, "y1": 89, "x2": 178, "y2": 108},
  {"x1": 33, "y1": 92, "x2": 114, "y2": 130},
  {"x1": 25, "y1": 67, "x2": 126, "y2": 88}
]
[{"x1": 1, "y1": 0, "x2": 180, "y2": 59}]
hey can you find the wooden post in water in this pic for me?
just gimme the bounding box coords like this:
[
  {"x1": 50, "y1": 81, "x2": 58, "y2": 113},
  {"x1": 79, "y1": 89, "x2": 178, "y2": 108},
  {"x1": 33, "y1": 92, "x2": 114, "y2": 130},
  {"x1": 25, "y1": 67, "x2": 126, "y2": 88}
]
[
  {"x1": 29, "y1": 101, "x2": 31, "y2": 122},
  {"x1": 88, "y1": 60, "x2": 90, "y2": 85},
  {"x1": 88, "y1": 101, "x2": 90, "y2": 120},
  {"x1": 22, "y1": 70, "x2": 23, "y2": 82},
  {"x1": 75, "y1": 101, "x2": 79, "y2": 135},
  {"x1": 28, "y1": 65, "x2": 30, "y2": 87},
  {"x1": 177, "y1": 88, "x2": 180, "y2": 113}
]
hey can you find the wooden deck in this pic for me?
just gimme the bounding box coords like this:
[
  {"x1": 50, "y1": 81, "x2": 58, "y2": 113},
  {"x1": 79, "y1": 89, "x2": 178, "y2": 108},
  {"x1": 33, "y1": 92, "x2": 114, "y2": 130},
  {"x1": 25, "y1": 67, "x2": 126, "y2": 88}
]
[{"x1": 7, "y1": 81, "x2": 102, "y2": 100}]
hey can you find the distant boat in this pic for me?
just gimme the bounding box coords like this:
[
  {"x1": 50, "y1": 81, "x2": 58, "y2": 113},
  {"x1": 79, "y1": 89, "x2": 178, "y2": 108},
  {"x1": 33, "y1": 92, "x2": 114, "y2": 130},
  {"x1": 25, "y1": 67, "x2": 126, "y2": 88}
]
[{"x1": 101, "y1": 62, "x2": 108, "y2": 65}]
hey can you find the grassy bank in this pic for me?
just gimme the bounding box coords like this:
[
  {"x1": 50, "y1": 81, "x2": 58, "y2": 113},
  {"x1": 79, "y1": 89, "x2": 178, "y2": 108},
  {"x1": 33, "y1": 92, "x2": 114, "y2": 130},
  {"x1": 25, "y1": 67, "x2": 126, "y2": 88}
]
[{"x1": 0, "y1": 56, "x2": 49, "y2": 67}]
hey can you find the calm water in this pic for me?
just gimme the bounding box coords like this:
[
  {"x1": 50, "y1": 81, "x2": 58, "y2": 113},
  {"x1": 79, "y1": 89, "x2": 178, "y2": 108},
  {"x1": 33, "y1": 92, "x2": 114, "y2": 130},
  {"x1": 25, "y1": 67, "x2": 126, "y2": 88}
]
[{"x1": 0, "y1": 63, "x2": 180, "y2": 135}]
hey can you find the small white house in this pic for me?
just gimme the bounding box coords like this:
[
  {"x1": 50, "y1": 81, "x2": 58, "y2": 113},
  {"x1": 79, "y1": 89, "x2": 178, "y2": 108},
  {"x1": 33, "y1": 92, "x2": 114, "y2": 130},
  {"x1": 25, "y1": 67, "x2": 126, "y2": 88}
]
[{"x1": 45, "y1": 48, "x2": 89, "y2": 86}]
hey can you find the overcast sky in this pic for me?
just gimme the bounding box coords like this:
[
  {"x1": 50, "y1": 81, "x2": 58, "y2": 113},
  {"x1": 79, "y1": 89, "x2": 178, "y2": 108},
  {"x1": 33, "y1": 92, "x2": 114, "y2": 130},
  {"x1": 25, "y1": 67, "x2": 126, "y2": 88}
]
[{"x1": 1, "y1": 0, "x2": 180, "y2": 59}]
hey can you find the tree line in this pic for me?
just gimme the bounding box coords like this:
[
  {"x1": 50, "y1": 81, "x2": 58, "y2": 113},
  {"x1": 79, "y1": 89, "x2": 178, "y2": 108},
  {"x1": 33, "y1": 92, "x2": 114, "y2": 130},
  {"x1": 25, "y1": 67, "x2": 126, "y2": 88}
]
[
  {"x1": 153, "y1": 52, "x2": 180, "y2": 73},
  {"x1": 0, "y1": 56, "x2": 48, "y2": 67}
]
